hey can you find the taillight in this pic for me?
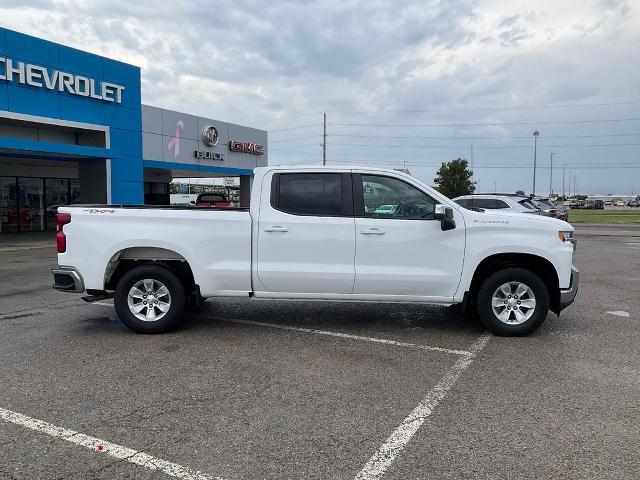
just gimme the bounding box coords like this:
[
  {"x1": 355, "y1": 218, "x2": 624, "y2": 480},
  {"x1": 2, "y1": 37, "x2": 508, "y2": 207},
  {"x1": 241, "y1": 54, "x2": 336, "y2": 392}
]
[{"x1": 56, "y1": 213, "x2": 71, "y2": 253}]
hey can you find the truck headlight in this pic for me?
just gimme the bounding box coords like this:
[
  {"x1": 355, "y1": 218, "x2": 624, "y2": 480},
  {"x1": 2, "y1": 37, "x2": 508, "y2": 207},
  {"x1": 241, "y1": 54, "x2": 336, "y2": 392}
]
[{"x1": 559, "y1": 230, "x2": 576, "y2": 251}]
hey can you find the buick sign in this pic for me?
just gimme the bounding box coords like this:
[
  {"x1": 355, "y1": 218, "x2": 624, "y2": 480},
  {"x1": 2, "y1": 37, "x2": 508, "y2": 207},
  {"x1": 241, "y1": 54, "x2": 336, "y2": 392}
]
[{"x1": 202, "y1": 125, "x2": 219, "y2": 147}]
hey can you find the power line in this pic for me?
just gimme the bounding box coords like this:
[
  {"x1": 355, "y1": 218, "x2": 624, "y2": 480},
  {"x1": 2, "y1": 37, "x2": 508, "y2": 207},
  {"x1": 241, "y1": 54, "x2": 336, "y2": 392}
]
[
  {"x1": 269, "y1": 143, "x2": 321, "y2": 150},
  {"x1": 331, "y1": 118, "x2": 640, "y2": 128},
  {"x1": 320, "y1": 157, "x2": 640, "y2": 169},
  {"x1": 327, "y1": 142, "x2": 640, "y2": 149},
  {"x1": 269, "y1": 124, "x2": 319, "y2": 133},
  {"x1": 238, "y1": 111, "x2": 322, "y2": 125},
  {"x1": 269, "y1": 134, "x2": 323, "y2": 143},
  {"x1": 325, "y1": 99, "x2": 640, "y2": 115},
  {"x1": 328, "y1": 132, "x2": 640, "y2": 140}
]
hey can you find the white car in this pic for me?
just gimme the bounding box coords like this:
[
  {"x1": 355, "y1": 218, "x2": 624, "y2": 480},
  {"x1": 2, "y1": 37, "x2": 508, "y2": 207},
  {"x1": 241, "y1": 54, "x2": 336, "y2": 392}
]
[
  {"x1": 454, "y1": 194, "x2": 540, "y2": 214},
  {"x1": 52, "y1": 166, "x2": 579, "y2": 336}
]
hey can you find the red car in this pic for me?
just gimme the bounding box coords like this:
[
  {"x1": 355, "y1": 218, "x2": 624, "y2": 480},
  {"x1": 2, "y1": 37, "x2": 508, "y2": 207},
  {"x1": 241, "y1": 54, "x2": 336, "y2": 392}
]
[{"x1": 193, "y1": 193, "x2": 230, "y2": 208}]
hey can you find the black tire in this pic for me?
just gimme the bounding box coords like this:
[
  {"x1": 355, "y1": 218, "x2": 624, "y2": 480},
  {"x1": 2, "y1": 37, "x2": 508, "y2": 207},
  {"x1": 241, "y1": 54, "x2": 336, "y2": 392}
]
[
  {"x1": 114, "y1": 265, "x2": 186, "y2": 334},
  {"x1": 476, "y1": 267, "x2": 550, "y2": 336}
]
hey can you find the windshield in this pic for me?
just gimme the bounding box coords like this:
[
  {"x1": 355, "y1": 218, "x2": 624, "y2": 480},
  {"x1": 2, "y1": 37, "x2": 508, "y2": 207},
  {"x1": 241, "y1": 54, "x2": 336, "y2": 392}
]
[{"x1": 518, "y1": 199, "x2": 538, "y2": 210}]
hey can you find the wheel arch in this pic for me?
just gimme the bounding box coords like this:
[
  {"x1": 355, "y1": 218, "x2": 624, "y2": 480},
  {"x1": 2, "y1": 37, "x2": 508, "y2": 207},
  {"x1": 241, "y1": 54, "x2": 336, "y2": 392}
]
[
  {"x1": 104, "y1": 247, "x2": 197, "y2": 296},
  {"x1": 468, "y1": 253, "x2": 561, "y2": 315}
]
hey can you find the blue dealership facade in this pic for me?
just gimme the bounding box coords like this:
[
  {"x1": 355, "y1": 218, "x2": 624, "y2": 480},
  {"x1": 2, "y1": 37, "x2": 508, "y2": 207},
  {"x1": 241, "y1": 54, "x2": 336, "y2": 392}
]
[{"x1": 0, "y1": 27, "x2": 267, "y2": 233}]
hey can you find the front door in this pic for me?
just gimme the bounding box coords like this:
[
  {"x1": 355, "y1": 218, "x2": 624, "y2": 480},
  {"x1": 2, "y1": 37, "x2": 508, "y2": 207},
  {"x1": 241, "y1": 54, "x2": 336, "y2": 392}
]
[
  {"x1": 353, "y1": 173, "x2": 465, "y2": 300},
  {"x1": 256, "y1": 172, "x2": 355, "y2": 294}
]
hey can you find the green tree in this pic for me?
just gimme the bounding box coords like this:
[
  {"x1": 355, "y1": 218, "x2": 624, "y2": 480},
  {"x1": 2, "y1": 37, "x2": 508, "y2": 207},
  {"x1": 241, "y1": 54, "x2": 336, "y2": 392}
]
[{"x1": 433, "y1": 158, "x2": 475, "y2": 198}]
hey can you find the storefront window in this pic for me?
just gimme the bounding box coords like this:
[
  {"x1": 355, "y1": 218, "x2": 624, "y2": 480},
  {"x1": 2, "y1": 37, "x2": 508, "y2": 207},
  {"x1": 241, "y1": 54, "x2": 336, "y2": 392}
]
[
  {"x1": 18, "y1": 178, "x2": 45, "y2": 232},
  {"x1": 45, "y1": 179, "x2": 70, "y2": 231},
  {"x1": 0, "y1": 177, "x2": 18, "y2": 234},
  {"x1": 70, "y1": 179, "x2": 81, "y2": 204}
]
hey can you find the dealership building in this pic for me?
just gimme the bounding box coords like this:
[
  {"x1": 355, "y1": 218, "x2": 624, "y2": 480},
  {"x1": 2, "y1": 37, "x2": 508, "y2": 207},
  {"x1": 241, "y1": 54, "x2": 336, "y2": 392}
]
[{"x1": 0, "y1": 27, "x2": 267, "y2": 233}]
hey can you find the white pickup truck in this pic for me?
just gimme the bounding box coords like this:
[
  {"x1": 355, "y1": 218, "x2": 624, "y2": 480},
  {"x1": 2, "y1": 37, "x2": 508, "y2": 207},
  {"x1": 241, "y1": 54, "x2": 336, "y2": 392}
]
[{"x1": 52, "y1": 166, "x2": 578, "y2": 336}]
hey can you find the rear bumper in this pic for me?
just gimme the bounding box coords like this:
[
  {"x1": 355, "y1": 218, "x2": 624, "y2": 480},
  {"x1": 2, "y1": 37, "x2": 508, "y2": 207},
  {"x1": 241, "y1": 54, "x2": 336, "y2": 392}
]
[
  {"x1": 52, "y1": 266, "x2": 85, "y2": 293},
  {"x1": 559, "y1": 265, "x2": 579, "y2": 310}
]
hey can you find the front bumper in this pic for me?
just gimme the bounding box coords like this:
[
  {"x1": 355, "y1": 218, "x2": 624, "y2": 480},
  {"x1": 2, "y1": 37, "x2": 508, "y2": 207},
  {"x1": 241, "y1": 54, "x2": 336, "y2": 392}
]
[
  {"x1": 52, "y1": 266, "x2": 85, "y2": 293},
  {"x1": 559, "y1": 265, "x2": 579, "y2": 310}
]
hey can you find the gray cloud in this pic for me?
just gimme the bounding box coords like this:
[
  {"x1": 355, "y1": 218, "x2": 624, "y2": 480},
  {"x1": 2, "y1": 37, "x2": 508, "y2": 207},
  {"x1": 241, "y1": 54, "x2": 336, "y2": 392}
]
[{"x1": 0, "y1": 0, "x2": 639, "y2": 194}]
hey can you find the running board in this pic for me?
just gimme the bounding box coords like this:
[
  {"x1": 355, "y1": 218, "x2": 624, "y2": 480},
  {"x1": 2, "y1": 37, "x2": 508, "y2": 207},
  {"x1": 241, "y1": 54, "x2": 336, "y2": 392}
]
[{"x1": 82, "y1": 292, "x2": 114, "y2": 303}]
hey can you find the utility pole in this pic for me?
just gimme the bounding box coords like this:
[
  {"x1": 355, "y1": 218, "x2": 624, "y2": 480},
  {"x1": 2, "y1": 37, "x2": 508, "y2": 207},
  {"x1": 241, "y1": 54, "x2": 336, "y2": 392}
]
[
  {"x1": 470, "y1": 144, "x2": 474, "y2": 182},
  {"x1": 532, "y1": 130, "x2": 539, "y2": 195},
  {"x1": 574, "y1": 176, "x2": 577, "y2": 197},
  {"x1": 494, "y1": 180, "x2": 497, "y2": 193},
  {"x1": 568, "y1": 168, "x2": 572, "y2": 197},
  {"x1": 549, "y1": 152, "x2": 556, "y2": 198},
  {"x1": 562, "y1": 164, "x2": 566, "y2": 197},
  {"x1": 322, "y1": 112, "x2": 327, "y2": 166}
]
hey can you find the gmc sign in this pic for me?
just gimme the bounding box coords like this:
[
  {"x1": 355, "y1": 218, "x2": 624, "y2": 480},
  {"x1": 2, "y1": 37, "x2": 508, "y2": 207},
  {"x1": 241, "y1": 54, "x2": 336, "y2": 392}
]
[{"x1": 230, "y1": 140, "x2": 264, "y2": 155}]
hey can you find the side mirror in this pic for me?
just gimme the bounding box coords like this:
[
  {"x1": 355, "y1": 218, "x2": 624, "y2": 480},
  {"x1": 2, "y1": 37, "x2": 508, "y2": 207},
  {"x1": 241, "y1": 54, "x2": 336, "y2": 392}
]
[{"x1": 434, "y1": 204, "x2": 456, "y2": 231}]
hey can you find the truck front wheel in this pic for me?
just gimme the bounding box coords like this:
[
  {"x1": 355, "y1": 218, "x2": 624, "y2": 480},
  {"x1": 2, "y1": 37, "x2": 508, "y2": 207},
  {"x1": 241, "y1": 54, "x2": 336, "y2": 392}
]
[
  {"x1": 476, "y1": 267, "x2": 550, "y2": 336},
  {"x1": 114, "y1": 265, "x2": 186, "y2": 334}
]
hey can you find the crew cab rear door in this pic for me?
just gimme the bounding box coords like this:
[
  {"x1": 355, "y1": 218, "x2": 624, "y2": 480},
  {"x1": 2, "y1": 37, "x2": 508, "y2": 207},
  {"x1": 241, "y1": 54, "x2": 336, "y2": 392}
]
[
  {"x1": 256, "y1": 171, "x2": 355, "y2": 294},
  {"x1": 352, "y1": 173, "x2": 465, "y2": 300}
]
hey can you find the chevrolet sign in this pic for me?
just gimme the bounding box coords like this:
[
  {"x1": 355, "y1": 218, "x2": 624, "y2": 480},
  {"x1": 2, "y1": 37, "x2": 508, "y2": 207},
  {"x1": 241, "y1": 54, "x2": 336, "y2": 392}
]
[{"x1": 0, "y1": 57, "x2": 125, "y2": 104}]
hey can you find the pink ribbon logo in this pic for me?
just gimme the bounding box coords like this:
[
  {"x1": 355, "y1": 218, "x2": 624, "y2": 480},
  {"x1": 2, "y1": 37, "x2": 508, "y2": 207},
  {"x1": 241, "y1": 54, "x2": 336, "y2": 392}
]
[{"x1": 167, "y1": 120, "x2": 184, "y2": 158}]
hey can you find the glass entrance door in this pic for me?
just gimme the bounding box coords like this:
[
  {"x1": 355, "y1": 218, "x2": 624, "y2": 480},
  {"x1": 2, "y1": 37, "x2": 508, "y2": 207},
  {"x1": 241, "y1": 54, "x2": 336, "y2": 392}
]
[{"x1": 18, "y1": 178, "x2": 45, "y2": 232}]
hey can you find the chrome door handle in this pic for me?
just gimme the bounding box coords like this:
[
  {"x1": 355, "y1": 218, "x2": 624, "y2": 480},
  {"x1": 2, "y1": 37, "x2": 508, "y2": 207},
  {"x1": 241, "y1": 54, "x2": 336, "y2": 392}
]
[
  {"x1": 264, "y1": 226, "x2": 289, "y2": 232},
  {"x1": 360, "y1": 228, "x2": 385, "y2": 235}
]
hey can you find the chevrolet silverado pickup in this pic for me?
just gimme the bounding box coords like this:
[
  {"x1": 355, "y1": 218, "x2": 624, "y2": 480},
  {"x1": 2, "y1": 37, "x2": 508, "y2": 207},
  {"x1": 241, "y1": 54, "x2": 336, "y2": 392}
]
[{"x1": 52, "y1": 166, "x2": 579, "y2": 336}]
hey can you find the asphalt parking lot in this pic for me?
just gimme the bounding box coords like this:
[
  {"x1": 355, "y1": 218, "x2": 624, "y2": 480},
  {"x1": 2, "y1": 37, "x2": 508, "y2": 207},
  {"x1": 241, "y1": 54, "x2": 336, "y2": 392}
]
[{"x1": 1, "y1": 225, "x2": 639, "y2": 479}]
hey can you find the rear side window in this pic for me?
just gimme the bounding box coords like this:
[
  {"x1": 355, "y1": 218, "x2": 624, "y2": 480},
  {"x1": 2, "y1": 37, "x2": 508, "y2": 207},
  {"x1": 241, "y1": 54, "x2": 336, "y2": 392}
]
[
  {"x1": 494, "y1": 200, "x2": 509, "y2": 209},
  {"x1": 474, "y1": 199, "x2": 497, "y2": 209},
  {"x1": 273, "y1": 173, "x2": 348, "y2": 216}
]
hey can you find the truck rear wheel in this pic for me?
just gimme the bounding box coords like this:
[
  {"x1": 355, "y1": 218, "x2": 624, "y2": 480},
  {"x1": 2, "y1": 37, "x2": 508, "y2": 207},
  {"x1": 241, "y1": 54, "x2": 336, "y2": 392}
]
[
  {"x1": 114, "y1": 265, "x2": 186, "y2": 334},
  {"x1": 476, "y1": 267, "x2": 549, "y2": 336}
]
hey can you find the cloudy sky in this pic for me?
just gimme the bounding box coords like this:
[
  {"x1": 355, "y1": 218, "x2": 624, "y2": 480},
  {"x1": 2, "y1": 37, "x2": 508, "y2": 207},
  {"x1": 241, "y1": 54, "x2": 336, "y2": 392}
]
[{"x1": 2, "y1": 0, "x2": 639, "y2": 194}]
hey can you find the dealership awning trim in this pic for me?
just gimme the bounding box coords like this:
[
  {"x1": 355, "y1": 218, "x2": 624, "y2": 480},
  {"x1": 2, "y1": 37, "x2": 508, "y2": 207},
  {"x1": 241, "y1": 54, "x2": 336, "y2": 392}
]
[
  {"x1": 0, "y1": 136, "x2": 110, "y2": 159},
  {"x1": 143, "y1": 160, "x2": 254, "y2": 176}
]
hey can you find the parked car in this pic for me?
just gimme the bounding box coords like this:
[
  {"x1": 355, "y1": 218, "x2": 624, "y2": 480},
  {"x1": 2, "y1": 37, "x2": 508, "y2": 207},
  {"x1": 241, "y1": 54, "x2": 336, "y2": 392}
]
[
  {"x1": 52, "y1": 166, "x2": 578, "y2": 337},
  {"x1": 373, "y1": 204, "x2": 399, "y2": 215},
  {"x1": 616, "y1": 200, "x2": 625, "y2": 207},
  {"x1": 529, "y1": 198, "x2": 558, "y2": 218},
  {"x1": 555, "y1": 205, "x2": 569, "y2": 222},
  {"x1": 453, "y1": 194, "x2": 540, "y2": 215},
  {"x1": 192, "y1": 192, "x2": 230, "y2": 207}
]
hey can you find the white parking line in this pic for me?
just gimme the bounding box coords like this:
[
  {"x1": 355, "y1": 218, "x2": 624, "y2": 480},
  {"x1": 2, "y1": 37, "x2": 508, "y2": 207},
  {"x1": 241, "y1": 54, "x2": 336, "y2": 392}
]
[
  {"x1": 0, "y1": 407, "x2": 223, "y2": 480},
  {"x1": 354, "y1": 333, "x2": 492, "y2": 480},
  {"x1": 217, "y1": 318, "x2": 473, "y2": 356},
  {"x1": 0, "y1": 245, "x2": 52, "y2": 252}
]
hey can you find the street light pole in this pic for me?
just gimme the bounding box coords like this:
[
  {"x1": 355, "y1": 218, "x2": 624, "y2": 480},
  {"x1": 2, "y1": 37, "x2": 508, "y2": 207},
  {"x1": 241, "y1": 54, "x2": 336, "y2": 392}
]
[
  {"x1": 549, "y1": 152, "x2": 556, "y2": 198},
  {"x1": 322, "y1": 112, "x2": 327, "y2": 166},
  {"x1": 532, "y1": 130, "x2": 539, "y2": 195}
]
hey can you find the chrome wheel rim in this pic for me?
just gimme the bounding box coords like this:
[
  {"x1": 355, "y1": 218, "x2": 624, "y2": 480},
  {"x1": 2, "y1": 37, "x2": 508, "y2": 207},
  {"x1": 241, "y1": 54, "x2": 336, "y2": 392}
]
[
  {"x1": 127, "y1": 279, "x2": 171, "y2": 322},
  {"x1": 491, "y1": 282, "x2": 536, "y2": 325}
]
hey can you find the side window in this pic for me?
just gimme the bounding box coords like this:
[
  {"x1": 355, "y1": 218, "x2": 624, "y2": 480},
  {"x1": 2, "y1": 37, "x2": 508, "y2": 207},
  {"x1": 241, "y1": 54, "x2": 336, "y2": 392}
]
[
  {"x1": 475, "y1": 199, "x2": 497, "y2": 209},
  {"x1": 361, "y1": 175, "x2": 436, "y2": 219},
  {"x1": 455, "y1": 199, "x2": 469, "y2": 208},
  {"x1": 274, "y1": 173, "x2": 345, "y2": 216},
  {"x1": 494, "y1": 200, "x2": 509, "y2": 209}
]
